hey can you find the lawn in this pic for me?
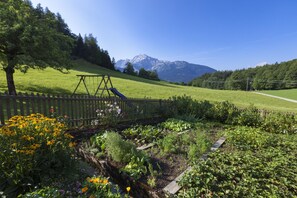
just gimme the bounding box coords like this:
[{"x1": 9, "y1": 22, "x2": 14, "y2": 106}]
[
  {"x1": 1, "y1": 59, "x2": 296, "y2": 112},
  {"x1": 260, "y1": 89, "x2": 297, "y2": 101}
]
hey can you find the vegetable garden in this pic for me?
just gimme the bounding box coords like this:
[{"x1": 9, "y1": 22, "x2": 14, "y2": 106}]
[{"x1": 0, "y1": 95, "x2": 296, "y2": 197}]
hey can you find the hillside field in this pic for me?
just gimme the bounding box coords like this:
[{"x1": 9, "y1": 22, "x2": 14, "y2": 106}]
[
  {"x1": 261, "y1": 89, "x2": 297, "y2": 101},
  {"x1": 1, "y1": 59, "x2": 296, "y2": 113}
]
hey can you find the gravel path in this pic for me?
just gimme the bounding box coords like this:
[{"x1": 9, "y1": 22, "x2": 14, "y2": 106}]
[{"x1": 254, "y1": 92, "x2": 297, "y2": 104}]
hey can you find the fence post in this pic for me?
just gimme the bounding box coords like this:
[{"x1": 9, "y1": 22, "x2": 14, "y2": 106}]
[{"x1": 0, "y1": 93, "x2": 4, "y2": 125}]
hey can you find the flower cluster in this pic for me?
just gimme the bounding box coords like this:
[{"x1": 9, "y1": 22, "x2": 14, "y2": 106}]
[
  {"x1": 91, "y1": 102, "x2": 122, "y2": 126},
  {"x1": 0, "y1": 114, "x2": 76, "y2": 188},
  {"x1": 80, "y1": 176, "x2": 121, "y2": 197}
]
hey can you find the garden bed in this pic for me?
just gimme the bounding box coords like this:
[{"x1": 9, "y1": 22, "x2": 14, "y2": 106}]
[{"x1": 77, "y1": 118, "x2": 224, "y2": 197}]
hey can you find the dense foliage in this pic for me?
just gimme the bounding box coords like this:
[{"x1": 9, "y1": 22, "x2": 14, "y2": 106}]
[
  {"x1": 0, "y1": 114, "x2": 76, "y2": 196},
  {"x1": 72, "y1": 34, "x2": 115, "y2": 70},
  {"x1": 0, "y1": 0, "x2": 74, "y2": 95},
  {"x1": 178, "y1": 127, "x2": 297, "y2": 197},
  {"x1": 190, "y1": 59, "x2": 297, "y2": 90},
  {"x1": 168, "y1": 95, "x2": 297, "y2": 134}
]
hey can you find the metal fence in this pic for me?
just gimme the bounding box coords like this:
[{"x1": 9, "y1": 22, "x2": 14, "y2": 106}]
[{"x1": 0, "y1": 92, "x2": 170, "y2": 127}]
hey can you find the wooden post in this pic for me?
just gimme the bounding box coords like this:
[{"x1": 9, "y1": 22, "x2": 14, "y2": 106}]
[{"x1": 0, "y1": 93, "x2": 4, "y2": 125}]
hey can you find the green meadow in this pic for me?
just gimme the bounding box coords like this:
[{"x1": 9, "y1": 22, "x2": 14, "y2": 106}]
[
  {"x1": 1, "y1": 59, "x2": 296, "y2": 112},
  {"x1": 261, "y1": 89, "x2": 297, "y2": 101}
]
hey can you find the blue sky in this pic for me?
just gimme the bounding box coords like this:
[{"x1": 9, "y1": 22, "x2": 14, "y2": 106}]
[{"x1": 30, "y1": 0, "x2": 297, "y2": 70}]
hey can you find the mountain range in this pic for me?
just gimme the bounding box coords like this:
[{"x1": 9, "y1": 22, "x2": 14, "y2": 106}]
[{"x1": 115, "y1": 54, "x2": 216, "y2": 83}]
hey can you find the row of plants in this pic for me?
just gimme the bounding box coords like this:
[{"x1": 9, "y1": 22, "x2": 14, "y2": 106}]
[
  {"x1": 178, "y1": 126, "x2": 297, "y2": 197},
  {"x1": 168, "y1": 95, "x2": 297, "y2": 134}
]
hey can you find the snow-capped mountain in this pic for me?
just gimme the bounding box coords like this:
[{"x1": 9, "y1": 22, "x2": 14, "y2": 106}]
[{"x1": 115, "y1": 54, "x2": 216, "y2": 83}]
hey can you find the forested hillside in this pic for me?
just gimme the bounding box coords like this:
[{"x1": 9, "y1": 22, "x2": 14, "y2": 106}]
[{"x1": 190, "y1": 59, "x2": 297, "y2": 90}]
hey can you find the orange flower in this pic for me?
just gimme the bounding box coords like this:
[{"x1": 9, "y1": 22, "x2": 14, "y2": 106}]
[{"x1": 82, "y1": 187, "x2": 88, "y2": 193}]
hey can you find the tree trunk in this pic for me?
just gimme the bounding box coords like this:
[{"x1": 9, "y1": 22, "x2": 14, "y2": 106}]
[{"x1": 4, "y1": 66, "x2": 17, "y2": 95}]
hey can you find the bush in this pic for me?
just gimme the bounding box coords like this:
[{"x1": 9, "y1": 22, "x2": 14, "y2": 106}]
[
  {"x1": 261, "y1": 112, "x2": 297, "y2": 134},
  {"x1": 188, "y1": 131, "x2": 211, "y2": 162},
  {"x1": 0, "y1": 114, "x2": 76, "y2": 196},
  {"x1": 235, "y1": 105, "x2": 262, "y2": 127},
  {"x1": 105, "y1": 132, "x2": 141, "y2": 163},
  {"x1": 157, "y1": 133, "x2": 179, "y2": 154},
  {"x1": 209, "y1": 101, "x2": 240, "y2": 124}
]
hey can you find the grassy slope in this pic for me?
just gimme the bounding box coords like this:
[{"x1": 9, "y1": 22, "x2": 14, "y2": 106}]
[
  {"x1": 260, "y1": 89, "x2": 297, "y2": 101},
  {"x1": 1, "y1": 59, "x2": 296, "y2": 112}
]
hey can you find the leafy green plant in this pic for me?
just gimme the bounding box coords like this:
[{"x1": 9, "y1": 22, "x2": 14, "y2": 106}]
[
  {"x1": 179, "y1": 147, "x2": 297, "y2": 197},
  {"x1": 188, "y1": 131, "x2": 211, "y2": 162},
  {"x1": 122, "y1": 125, "x2": 163, "y2": 144},
  {"x1": 261, "y1": 112, "x2": 297, "y2": 134},
  {"x1": 157, "y1": 133, "x2": 179, "y2": 154},
  {"x1": 82, "y1": 132, "x2": 107, "y2": 159},
  {"x1": 121, "y1": 156, "x2": 148, "y2": 179},
  {"x1": 19, "y1": 187, "x2": 63, "y2": 198},
  {"x1": 105, "y1": 132, "x2": 144, "y2": 163},
  {"x1": 161, "y1": 118, "x2": 193, "y2": 132},
  {"x1": 224, "y1": 126, "x2": 268, "y2": 150}
]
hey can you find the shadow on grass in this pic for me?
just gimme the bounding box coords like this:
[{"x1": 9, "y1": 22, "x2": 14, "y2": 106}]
[
  {"x1": 72, "y1": 59, "x2": 178, "y2": 88},
  {"x1": 17, "y1": 84, "x2": 72, "y2": 95}
]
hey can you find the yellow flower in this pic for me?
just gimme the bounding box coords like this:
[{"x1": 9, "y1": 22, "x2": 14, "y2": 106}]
[
  {"x1": 47, "y1": 140, "x2": 55, "y2": 145},
  {"x1": 82, "y1": 187, "x2": 88, "y2": 193},
  {"x1": 126, "y1": 186, "x2": 131, "y2": 192},
  {"x1": 92, "y1": 178, "x2": 100, "y2": 183},
  {"x1": 103, "y1": 179, "x2": 108, "y2": 184},
  {"x1": 69, "y1": 142, "x2": 77, "y2": 148},
  {"x1": 21, "y1": 135, "x2": 35, "y2": 141},
  {"x1": 29, "y1": 144, "x2": 41, "y2": 150}
]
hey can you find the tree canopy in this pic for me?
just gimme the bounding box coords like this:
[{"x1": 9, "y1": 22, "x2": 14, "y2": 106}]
[
  {"x1": 0, "y1": 0, "x2": 116, "y2": 95},
  {"x1": 0, "y1": 0, "x2": 74, "y2": 95},
  {"x1": 190, "y1": 59, "x2": 297, "y2": 90}
]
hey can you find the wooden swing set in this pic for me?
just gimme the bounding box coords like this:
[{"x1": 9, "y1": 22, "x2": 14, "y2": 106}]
[{"x1": 72, "y1": 75, "x2": 114, "y2": 97}]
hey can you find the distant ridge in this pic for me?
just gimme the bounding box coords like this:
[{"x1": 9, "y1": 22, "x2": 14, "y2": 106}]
[{"x1": 115, "y1": 54, "x2": 216, "y2": 83}]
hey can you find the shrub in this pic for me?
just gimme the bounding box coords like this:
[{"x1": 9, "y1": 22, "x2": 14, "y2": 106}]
[
  {"x1": 235, "y1": 105, "x2": 262, "y2": 127},
  {"x1": 168, "y1": 95, "x2": 196, "y2": 117},
  {"x1": 209, "y1": 101, "x2": 240, "y2": 124},
  {"x1": 261, "y1": 112, "x2": 297, "y2": 134},
  {"x1": 0, "y1": 114, "x2": 76, "y2": 196},
  {"x1": 157, "y1": 133, "x2": 179, "y2": 154},
  {"x1": 105, "y1": 132, "x2": 141, "y2": 163},
  {"x1": 188, "y1": 131, "x2": 211, "y2": 162}
]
